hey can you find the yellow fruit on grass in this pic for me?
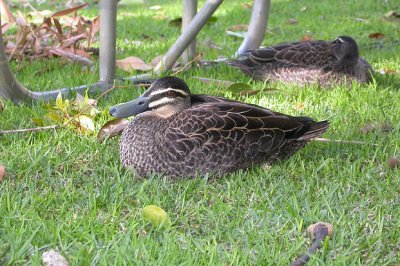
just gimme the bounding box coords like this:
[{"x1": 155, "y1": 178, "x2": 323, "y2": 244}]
[{"x1": 142, "y1": 205, "x2": 171, "y2": 227}]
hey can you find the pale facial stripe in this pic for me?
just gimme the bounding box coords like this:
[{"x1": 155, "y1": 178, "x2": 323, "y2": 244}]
[
  {"x1": 149, "y1": 87, "x2": 189, "y2": 97},
  {"x1": 148, "y1": 97, "x2": 175, "y2": 108}
]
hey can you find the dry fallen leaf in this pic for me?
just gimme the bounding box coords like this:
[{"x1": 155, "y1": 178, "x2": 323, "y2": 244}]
[
  {"x1": 378, "y1": 69, "x2": 399, "y2": 75},
  {"x1": 227, "y1": 24, "x2": 249, "y2": 31},
  {"x1": 153, "y1": 14, "x2": 168, "y2": 20},
  {"x1": 97, "y1": 119, "x2": 129, "y2": 141},
  {"x1": 242, "y1": 2, "x2": 252, "y2": 9},
  {"x1": 42, "y1": 249, "x2": 69, "y2": 266},
  {"x1": 384, "y1": 11, "x2": 400, "y2": 19},
  {"x1": 301, "y1": 35, "x2": 313, "y2": 41},
  {"x1": 0, "y1": 98, "x2": 4, "y2": 112},
  {"x1": 4, "y1": 5, "x2": 99, "y2": 63},
  {"x1": 360, "y1": 122, "x2": 393, "y2": 133},
  {"x1": 0, "y1": 165, "x2": 5, "y2": 181},
  {"x1": 368, "y1": 32, "x2": 385, "y2": 39},
  {"x1": 150, "y1": 55, "x2": 163, "y2": 67},
  {"x1": 116, "y1": 56, "x2": 153, "y2": 72},
  {"x1": 149, "y1": 5, "x2": 162, "y2": 10},
  {"x1": 51, "y1": 3, "x2": 88, "y2": 17},
  {"x1": 355, "y1": 17, "x2": 369, "y2": 23},
  {"x1": 387, "y1": 157, "x2": 400, "y2": 169},
  {"x1": 287, "y1": 18, "x2": 298, "y2": 25},
  {"x1": 295, "y1": 102, "x2": 304, "y2": 111},
  {"x1": 49, "y1": 48, "x2": 93, "y2": 66}
]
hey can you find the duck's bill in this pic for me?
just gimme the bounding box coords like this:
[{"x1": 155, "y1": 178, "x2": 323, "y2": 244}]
[{"x1": 109, "y1": 96, "x2": 150, "y2": 118}]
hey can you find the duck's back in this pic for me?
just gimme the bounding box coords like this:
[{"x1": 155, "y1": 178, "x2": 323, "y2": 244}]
[
  {"x1": 249, "y1": 40, "x2": 334, "y2": 68},
  {"x1": 147, "y1": 98, "x2": 329, "y2": 177}
]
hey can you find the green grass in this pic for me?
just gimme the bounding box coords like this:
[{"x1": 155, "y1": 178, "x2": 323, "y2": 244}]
[{"x1": 1, "y1": 0, "x2": 400, "y2": 264}]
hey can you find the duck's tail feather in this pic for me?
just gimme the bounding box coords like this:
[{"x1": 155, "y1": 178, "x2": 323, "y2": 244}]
[{"x1": 301, "y1": 120, "x2": 330, "y2": 140}]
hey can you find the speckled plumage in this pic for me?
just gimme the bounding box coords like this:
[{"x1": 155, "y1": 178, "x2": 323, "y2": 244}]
[
  {"x1": 229, "y1": 36, "x2": 373, "y2": 87},
  {"x1": 111, "y1": 77, "x2": 329, "y2": 178}
]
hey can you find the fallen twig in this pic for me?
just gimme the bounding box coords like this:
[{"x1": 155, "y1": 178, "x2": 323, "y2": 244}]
[
  {"x1": 171, "y1": 52, "x2": 203, "y2": 76},
  {"x1": 0, "y1": 125, "x2": 59, "y2": 135},
  {"x1": 313, "y1": 137, "x2": 378, "y2": 146},
  {"x1": 291, "y1": 222, "x2": 333, "y2": 266}
]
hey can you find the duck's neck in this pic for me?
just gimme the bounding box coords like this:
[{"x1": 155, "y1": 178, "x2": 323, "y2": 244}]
[
  {"x1": 335, "y1": 54, "x2": 359, "y2": 72},
  {"x1": 120, "y1": 114, "x2": 168, "y2": 169}
]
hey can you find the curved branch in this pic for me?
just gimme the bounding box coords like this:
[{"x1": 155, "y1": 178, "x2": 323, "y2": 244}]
[
  {"x1": 154, "y1": 0, "x2": 223, "y2": 73},
  {"x1": 236, "y1": 0, "x2": 270, "y2": 55},
  {"x1": 0, "y1": 14, "x2": 111, "y2": 104},
  {"x1": 182, "y1": 0, "x2": 197, "y2": 64}
]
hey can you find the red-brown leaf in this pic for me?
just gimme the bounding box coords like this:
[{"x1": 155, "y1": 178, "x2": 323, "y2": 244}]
[
  {"x1": 368, "y1": 32, "x2": 385, "y2": 39},
  {"x1": 50, "y1": 48, "x2": 93, "y2": 66},
  {"x1": 301, "y1": 35, "x2": 313, "y2": 41},
  {"x1": 88, "y1": 16, "x2": 99, "y2": 47},
  {"x1": 53, "y1": 18, "x2": 63, "y2": 35},
  {"x1": 1, "y1": 22, "x2": 11, "y2": 34},
  {"x1": 97, "y1": 119, "x2": 129, "y2": 141},
  {"x1": 0, "y1": 165, "x2": 5, "y2": 181},
  {"x1": 388, "y1": 157, "x2": 400, "y2": 169},
  {"x1": 51, "y1": 3, "x2": 88, "y2": 17},
  {"x1": 61, "y1": 34, "x2": 86, "y2": 48},
  {"x1": 63, "y1": 47, "x2": 91, "y2": 58},
  {"x1": 227, "y1": 24, "x2": 249, "y2": 31},
  {"x1": 40, "y1": 17, "x2": 52, "y2": 28}
]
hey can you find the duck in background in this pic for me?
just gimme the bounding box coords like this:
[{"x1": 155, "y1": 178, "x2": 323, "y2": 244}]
[{"x1": 228, "y1": 36, "x2": 373, "y2": 87}]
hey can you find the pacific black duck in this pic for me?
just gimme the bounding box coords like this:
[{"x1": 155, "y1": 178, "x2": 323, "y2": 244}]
[
  {"x1": 228, "y1": 36, "x2": 373, "y2": 87},
  {"x1": 109, "y1": 76, "x2": 329, "y2": 178}
]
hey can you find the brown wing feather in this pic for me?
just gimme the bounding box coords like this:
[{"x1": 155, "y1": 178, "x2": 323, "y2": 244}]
[
  {"x1": 250, "y1": 40, "x2": 335, "y2": 68},
  {"x1": 161, "y1": 100, "x2": 329, "y2": 175}
]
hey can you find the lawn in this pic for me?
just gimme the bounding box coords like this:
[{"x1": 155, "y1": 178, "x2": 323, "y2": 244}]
[{"x1": 1, "y1": 0, "x2": 399, "y2": 264}]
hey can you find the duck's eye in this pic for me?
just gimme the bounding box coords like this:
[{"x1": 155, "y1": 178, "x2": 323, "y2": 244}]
[
  {"x1": 334, "y1": 38, "x2": 344, "y2": 44},
  {"x1": 166, "y1": 90, "x2": 176, "y2": 97}
]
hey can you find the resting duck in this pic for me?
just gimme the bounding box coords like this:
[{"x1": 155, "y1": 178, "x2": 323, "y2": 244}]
[
  {"x1": 228, "y1": 36, "x2": 373, "y2": 87},
  {"x1": 109, "y1": 76, "x2": 329, "y2": 178}
]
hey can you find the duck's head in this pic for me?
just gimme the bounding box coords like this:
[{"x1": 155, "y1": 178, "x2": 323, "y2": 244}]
[
  {"x1": 331, "y1": 36, "x2": 359, "y2": 61},
  {"x1": 109, "y1": 76, "x2": 191, "y2": 118}
]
